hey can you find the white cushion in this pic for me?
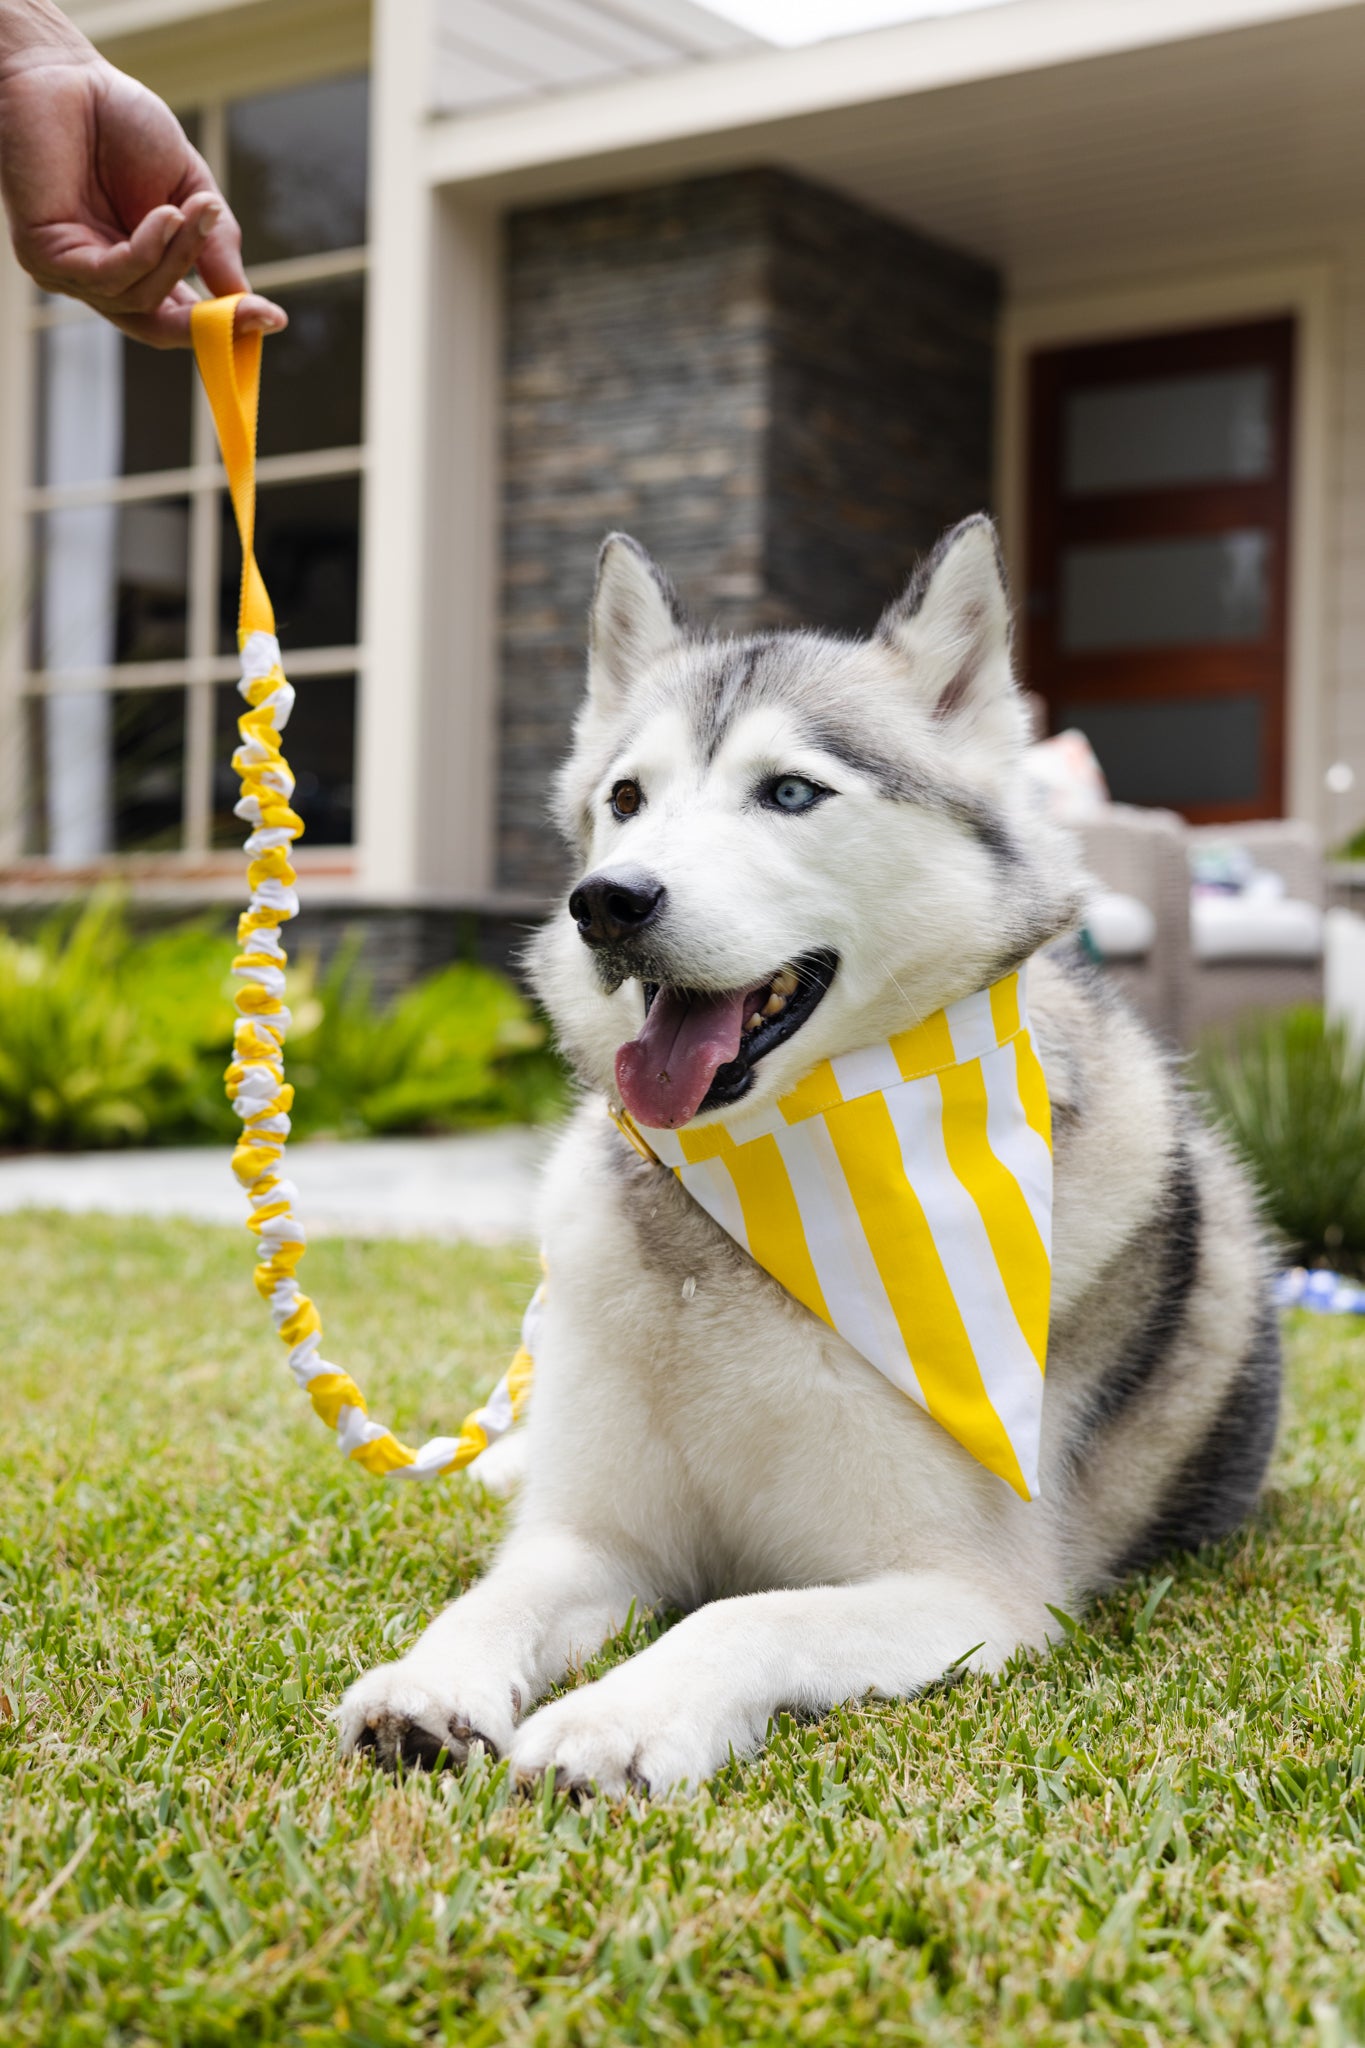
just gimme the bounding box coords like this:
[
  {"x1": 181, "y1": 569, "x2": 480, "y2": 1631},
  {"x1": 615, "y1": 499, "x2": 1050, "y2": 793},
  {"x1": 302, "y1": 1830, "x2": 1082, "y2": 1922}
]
[
  {"x1": 1022, "y1": 730, "x2": 1110, "y2": 822},
  {"x1": 1191, "y1": 893, "x2": 1323, "y2": 962},
  {"x1": 1085, "y1": 891, "x2": 1157, "y2": 961}
]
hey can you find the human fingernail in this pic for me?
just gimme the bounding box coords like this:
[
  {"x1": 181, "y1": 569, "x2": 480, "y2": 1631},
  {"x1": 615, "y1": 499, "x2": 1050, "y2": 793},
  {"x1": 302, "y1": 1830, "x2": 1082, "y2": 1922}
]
[
  {"x1": 160, "y1": 211, "x2": 182, "y2": 248},
  {"x1": 198, "y1": 200, "x2": 223, "y2": 234}
]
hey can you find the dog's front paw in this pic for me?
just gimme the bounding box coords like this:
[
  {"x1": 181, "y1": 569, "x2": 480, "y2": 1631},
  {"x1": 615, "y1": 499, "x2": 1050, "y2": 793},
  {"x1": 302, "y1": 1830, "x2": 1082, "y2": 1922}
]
[
  {"x1": 509, "y1": 1671, "x2": 750, "y2": 1796},
  {"x1": 335, "y1": 1659, "x2": 517, "y2": 1772}
]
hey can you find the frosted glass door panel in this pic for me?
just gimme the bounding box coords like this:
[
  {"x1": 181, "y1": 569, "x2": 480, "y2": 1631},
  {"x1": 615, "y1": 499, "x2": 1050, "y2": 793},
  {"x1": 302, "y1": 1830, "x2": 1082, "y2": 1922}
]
[
  {"x1": 1060, "y1": 532, "x2": 1269, "y2": 652},
  {"x1": 1064, "y1": 369, "x2": 1273, "y2": 493},
  {"x1": 1060, "y1": 696, "x2": 1262, "y2": 808}
]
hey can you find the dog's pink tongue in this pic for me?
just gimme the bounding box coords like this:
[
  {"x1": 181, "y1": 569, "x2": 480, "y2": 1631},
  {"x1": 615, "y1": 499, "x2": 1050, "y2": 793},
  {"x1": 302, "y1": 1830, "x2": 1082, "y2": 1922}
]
[{"x1": 616, "y1": 986, "x2": 749, "y2": 1128}]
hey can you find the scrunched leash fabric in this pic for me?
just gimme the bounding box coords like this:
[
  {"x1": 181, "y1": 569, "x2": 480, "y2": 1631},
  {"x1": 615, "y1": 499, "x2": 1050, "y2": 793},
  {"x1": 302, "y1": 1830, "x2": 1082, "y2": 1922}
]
[{"x1": 191, "y1": 294, "x2": 532, "y2": 1479}]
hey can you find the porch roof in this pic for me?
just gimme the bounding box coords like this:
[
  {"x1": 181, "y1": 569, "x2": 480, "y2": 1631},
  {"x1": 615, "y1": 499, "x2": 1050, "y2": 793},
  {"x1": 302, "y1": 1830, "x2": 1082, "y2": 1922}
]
[{"x1": 426, "y1": 0, "x2": 1365, "y2": 292}]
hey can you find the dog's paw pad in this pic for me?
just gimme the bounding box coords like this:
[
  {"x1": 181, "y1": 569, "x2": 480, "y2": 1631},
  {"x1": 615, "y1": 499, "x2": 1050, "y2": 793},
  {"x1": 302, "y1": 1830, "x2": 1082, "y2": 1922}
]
[
  {"x1": 334, "y1": 1663, "x2": 506, "y2": 1774},
  {"x1": 509, "y1": 1683, "x2": 702, "y2": 1797}
]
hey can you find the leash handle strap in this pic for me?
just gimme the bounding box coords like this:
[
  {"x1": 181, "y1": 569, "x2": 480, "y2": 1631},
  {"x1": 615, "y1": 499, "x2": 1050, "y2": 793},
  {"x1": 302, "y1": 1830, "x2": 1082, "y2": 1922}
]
[{"x1": 190, "y1": 295, "x2": 273, "y2": 644}]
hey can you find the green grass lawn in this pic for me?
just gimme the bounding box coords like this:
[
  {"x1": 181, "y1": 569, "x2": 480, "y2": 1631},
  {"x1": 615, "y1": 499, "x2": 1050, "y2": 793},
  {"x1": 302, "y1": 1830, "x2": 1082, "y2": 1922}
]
[{"x1": 2, "y1": 1211, "x2": 1363, "y2": 2046}]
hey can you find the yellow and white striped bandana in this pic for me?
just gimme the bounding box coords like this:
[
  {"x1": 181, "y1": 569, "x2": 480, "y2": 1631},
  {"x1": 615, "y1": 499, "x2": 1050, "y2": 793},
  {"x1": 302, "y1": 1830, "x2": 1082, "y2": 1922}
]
[{"x1": 615, "y1": 970, "x2": 1052, "y2": 1499}]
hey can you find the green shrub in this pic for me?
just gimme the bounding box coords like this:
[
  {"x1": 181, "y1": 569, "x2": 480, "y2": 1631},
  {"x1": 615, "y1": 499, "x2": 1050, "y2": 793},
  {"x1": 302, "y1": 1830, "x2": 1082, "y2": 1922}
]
[
  {"x1": 0, "y1": 896, "x2": 233, "y2": 1149},
  {"x1": 0, "y1": 898, "x2": 567, "y2": 1150},
  {"x1": 1197, "y1": 1006, "x2": 1365, "y2": 1269},
  {"x1": 285, "y1": 942, "x2": 567, "y2": 1139}
]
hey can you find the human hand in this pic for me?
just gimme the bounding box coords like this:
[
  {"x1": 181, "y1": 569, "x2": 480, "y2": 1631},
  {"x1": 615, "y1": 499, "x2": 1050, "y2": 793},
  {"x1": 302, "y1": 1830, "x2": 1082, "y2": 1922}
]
[{"x1": 0, "y1": 4, "x2": 285, "y2": 348}]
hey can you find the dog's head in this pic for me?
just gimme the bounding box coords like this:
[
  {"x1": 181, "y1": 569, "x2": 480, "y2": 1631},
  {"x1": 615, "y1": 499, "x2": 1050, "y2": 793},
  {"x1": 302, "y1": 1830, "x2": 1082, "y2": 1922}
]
[{"x1": 529, "y1": 515, "x2": 1082, "y2": 1129}]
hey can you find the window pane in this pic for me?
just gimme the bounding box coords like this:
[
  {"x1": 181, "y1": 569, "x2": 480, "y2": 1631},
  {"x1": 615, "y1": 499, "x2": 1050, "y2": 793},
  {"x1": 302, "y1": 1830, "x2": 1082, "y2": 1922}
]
[
  {"x1": 27, "y1": 686, "x2": 186, "y2": 856},
  {"x1": 257, "y1": 274, "x2": 365, "y2": 458},
  {"x1": 219, "y1": 477, "x2": 360, "y2": 653},
  {"x1": 213, "y1": 674, "x2": 356, "y2": 847},
  {"x1": 227, "y1": 74, "x2": 369, "y2": 265},
  {"x1": 1060, "y1": 532, "x2": 1270, "y2": 653},
  {"x1": 32, "y1": 498, "x2": 190, "y2": 670},
  {"x1": 120, "y1": 339, "x2": 195, "y2": 475},
  {"x1": 1058, "y1": 695, "x2": 1262, "y2": 809},
  {"x1": 21, "y1": 697, "x2": 48, "y2": 855},
  {"x1": 35, "y1": 319, "x2": 193, "y2": 484},
  {"x1": 112, "y1": 688, "x2": 186, "y2": 850},
  {"x1": 1064, "y1": 370, "x2": 1274, "y2": 493}
]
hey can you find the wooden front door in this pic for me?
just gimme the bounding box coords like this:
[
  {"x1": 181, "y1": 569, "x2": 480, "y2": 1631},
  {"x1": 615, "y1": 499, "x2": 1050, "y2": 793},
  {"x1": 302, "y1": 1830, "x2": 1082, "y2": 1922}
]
[{"x1": 1024, "y1": 318, "x2": 1294, "y2": 821}]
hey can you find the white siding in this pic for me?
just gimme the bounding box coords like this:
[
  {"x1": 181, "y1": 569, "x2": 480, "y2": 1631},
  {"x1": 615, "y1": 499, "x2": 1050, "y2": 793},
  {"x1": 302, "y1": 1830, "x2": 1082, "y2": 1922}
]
[{"x1": 432, "y1": 0, "x2": 754, "y2": 115}]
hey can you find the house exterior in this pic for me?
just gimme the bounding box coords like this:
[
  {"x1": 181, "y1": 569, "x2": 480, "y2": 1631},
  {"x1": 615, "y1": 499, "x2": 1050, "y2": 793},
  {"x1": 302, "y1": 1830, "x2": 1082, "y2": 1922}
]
[{"x1": 2, "y1": 0, "x2": 1364, "y2": 977}]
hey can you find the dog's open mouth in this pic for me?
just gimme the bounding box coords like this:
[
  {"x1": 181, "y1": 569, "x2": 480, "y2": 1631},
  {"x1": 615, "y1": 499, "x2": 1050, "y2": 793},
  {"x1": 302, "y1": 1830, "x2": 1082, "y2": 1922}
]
[{"x1": 615, "y1": 949, "x2": 838, "y2": 1128}]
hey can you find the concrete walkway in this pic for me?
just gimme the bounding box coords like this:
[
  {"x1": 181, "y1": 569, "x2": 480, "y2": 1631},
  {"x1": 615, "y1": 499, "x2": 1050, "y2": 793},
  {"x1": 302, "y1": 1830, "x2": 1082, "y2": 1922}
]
[{"x1": 0, "y1": 1127, "x2": 551, "y2": 1243}]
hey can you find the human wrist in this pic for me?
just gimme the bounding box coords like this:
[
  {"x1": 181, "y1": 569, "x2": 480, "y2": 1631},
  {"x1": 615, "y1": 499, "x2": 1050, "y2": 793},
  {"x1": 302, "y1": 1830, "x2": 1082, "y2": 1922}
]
[{"x1": 0, "y1": 2, "x2": 98, "y2": 84}]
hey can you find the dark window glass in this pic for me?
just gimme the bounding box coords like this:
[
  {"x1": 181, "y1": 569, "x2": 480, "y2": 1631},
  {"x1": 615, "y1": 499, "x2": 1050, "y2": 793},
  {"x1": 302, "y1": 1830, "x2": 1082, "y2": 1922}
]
[
  {"x1": 32, "y1": 498, "x2": 190, "y2": 670},
  {"x1": 112, "y1": 687, "x2": 186, "y2": 851},
  {"x1": 21, "y1": 696, "x2": 46, "y2": 855},
  {"x1": 119, "y1": 338, "x2": 195, "y2": 475},
  {"x1": 24, "y1": 686, "x2": 186, "y2": 855},
  {"x1": 1059, "y1": 532, "x2": 1270, "y2": 654},
  {"x1": 218, "y1": 477, "x2": 360, "y2": 652},
  {"x1": 1059, "y1": 695, "x2": 1263, "y2": 809},
  {"x1": 213, "y1": 673, "x2": 355, "y2": 847},
  {"x1": 227, "y1": 74, "x2": 369, "y2": 265},
  {"x1": 1064, "y1": 370, "x2": 1274, "y2": 494},
  {"x1": 35, "y1": 320, "x2": 193, "y2": 485},
  {"x1": 257, "y1": 273, "x2": 365, "y2": 458}
]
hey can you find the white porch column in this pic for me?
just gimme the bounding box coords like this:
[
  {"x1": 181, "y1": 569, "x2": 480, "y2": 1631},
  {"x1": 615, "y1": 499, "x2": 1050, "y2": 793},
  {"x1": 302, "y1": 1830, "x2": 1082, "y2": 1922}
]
[
  {"x1": 356, "y1": 0, "x2": 431, "y2": 897},
  {"x1": 358, "y1": 0, "x2": 501, "y2": 901},
  {"x1": 415, "y1": 191, "x2": 501, "y2": 900}
]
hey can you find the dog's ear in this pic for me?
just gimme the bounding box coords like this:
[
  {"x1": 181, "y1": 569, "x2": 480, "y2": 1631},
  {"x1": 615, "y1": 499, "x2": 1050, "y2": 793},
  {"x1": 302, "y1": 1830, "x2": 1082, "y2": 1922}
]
[
  {"x1": 587, "y1": 533, "x2": 683, "y2": 712},
  {"x1": 876, "y1": 516, "x2": 1026, "y2": 762}
]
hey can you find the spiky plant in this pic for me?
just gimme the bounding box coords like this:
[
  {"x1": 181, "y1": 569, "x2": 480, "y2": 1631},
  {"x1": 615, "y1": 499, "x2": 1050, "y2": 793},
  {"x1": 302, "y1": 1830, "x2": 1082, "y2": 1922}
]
[{"x1": 1197, "y1": 1007, "x2": 1365, "y2": 1271}]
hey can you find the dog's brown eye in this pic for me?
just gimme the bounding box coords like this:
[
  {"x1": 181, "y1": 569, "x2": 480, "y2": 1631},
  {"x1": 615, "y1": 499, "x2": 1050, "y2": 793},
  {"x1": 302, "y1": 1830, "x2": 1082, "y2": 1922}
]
[{"x1": 611, "y1": 779, "x2": 643, "y2": 819}]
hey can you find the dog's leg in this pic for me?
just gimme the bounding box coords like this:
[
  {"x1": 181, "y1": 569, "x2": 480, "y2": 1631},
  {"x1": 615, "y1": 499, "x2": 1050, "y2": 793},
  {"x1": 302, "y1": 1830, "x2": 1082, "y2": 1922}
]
[
  {"x1": 509, "y1": 1570, "x2": 1051, "y2": 1794},
  {"x1": 335, "y1": 1528, "x2": 651, "y2": 1771}
]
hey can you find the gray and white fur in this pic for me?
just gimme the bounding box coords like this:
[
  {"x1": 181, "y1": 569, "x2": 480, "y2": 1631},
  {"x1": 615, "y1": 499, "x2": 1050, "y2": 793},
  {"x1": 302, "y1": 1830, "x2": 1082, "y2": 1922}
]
[{"x1": 337, "y1": 515, "x2": 1280, "y2": 1792}]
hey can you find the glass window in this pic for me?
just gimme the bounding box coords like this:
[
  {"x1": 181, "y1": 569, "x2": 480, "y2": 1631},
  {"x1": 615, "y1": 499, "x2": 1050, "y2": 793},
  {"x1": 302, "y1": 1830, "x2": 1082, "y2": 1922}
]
[
  {"x1": 19, "y1": 83, "x2": 367, "y2": 865},
  {"x1": 111, "y1": 688, "x2": 186, "y2": 851},
  {"x1": 30, "y1": 691, "x2": 110, "y2": 859},
  {"x1": 218, "y1": 477, "x2": 360, "y2": 653},
  {"x1": 257, "y1": 274, "x2": 365, "y2": 458},
  {"x1": 119, "y1": 339, "x2": 196, "y2": 477},
  {"x1": 1058, "y1": 695, "x2": 1262, "y2": 809},
  {"x1": 21, "y1": 698, "x2": 46, "y2": 856},
  {"x1": 227, "y1": 74, "x2": 369, "y2": 264},
  {"x1": 1059, "y1": 532, "x2": 1270, "y2": 653},
  {"x1": 1064, "y1": 370, "x2": 1274, "y2": 494},
  {"x1": 32, "y1": 497, "x2": 191, "y2": 670},
  {"x1": 213, "y1": 673, "x2": 355, "y2": 847},
  {"x1": 36, "y1": 322, "x2": 195, "y2": 485}
]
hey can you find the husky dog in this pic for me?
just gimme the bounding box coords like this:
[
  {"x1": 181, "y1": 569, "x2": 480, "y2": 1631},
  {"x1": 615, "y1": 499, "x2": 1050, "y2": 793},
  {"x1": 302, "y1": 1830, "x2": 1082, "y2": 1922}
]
[{"x1": 338, "y1": 516, "x2": 1280, "y2": 1793}]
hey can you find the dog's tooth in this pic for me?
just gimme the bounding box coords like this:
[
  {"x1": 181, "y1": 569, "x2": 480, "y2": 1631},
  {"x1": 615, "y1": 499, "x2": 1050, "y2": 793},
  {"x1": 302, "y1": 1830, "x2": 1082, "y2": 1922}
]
[
  {"x1": 763, "y1": 992, "x2": 786, "y2": 1017},
  {"x1": 745, "y1": 1012, "x2": 763, "y2": 1033},
  {"x1": 771, "y1": 967, "x2": 798, "y2": 997}
]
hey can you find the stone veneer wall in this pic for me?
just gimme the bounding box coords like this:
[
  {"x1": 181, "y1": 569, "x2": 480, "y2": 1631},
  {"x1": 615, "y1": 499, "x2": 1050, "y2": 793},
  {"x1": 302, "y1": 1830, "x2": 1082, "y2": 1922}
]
[{"x1": 498, "y1": 168, "x2": 1000, "y2": 897}]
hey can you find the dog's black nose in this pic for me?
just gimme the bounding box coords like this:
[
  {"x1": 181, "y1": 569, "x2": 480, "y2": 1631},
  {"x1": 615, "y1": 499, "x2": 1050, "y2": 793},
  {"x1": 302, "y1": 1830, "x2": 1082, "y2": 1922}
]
[{"x1": 568, "y1": 872, "x2": 666, "y2": 948}]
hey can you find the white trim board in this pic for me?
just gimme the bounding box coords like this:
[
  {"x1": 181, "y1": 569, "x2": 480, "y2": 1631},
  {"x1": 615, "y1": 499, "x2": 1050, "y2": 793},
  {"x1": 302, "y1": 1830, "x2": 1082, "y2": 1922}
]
[
  {"x1": 424, "y1": 0, "x2": 1365, "y2": 191},
  {"x1": 996, "y1": 260, "x2": 1337, "y2": 829}
]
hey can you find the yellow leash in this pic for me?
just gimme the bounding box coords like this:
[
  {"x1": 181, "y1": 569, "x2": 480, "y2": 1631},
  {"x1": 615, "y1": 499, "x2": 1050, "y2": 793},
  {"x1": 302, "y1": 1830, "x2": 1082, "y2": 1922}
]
[{"x1": 191, "y1": 294, "x2": 533, "y2": 1480}]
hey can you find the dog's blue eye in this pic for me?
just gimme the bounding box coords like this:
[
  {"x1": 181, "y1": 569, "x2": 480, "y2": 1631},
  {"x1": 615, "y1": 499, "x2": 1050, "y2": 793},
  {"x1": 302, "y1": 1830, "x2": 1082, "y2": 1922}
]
[{"x1": 765, "y1": 775, "x2": 825, "y2": 813}]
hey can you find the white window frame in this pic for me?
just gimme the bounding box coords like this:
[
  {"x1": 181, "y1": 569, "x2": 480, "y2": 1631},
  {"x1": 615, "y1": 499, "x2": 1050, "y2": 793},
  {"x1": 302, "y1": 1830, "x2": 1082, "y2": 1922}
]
[{"x1": 15, "y1": 91, "x2": 368, "y2": 869}]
